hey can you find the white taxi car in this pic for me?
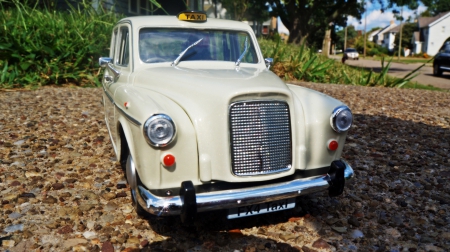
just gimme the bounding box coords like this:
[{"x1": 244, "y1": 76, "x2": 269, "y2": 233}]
[{"x1": 99, "y1": 11, "x2": 354, "y2": 222}]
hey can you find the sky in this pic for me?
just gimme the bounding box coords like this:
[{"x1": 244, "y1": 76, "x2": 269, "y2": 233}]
[
  {"x1": 277, "y1": 2, "x2": 428, "y2": 35},
  {"x1": 347, "y1": 2, "x2": 428, "y2": 31}
]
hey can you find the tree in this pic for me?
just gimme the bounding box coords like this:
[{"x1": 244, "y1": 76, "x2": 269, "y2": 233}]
[
  {"x1": 393, "y1": 22, "x2": 417, "y2": 53},
  {"x1": 246, "y1": 0, "x2": 271, "y2": 37},
  {"x1": 220, "y1": 0, "x2": 250, "y2": 21},
  {"x1": 336, "y1": 25, "x2": 358, "y2": 50},
  {"x1": 269, "y1": 0, "x2": 364, "y2": 45},
  {"x1": 418, "y1": 0, "x2": 450, "y2": 15}
]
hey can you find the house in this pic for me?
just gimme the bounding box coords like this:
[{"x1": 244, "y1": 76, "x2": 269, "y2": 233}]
[
  {"x1": 382, "y1": 23, "x2": 406, "y2": 52},
  {"x1": 413, "y1": 11, "x2": 450, "y2": 56},
  {"x1": 367, "y1": 29, "x2": 381, "y2": 42},
  {"x1": 372, "y1": 21, "x2": 397, "y2": 46}
]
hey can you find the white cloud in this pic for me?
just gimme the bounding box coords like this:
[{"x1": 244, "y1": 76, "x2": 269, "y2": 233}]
[{"x1": 347, "y1": 4, "x2": 427, "y2": 31}]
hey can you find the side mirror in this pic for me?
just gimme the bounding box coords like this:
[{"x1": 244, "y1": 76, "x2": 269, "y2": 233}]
[
  {"x1": 264, "y1": 58, "x2": 273, "y2": 69},
  {"x1": 99, "y1": 57, "x2": 112, "y2": 68}
]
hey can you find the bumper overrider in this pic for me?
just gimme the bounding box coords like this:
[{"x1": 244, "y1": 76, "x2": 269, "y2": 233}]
[{"x1": 136, "y1": 160, "x2": 354, "y2": 221}]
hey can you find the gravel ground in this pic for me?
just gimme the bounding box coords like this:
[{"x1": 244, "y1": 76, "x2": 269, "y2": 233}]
[{"x1": 0, "y1": 83, "x2": 449, "y2": 252}]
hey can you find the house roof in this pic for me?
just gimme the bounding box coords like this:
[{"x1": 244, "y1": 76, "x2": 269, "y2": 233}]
[
  {"x1": 373, "y1": 23, "x2": 397, "y2": 36},
  {"x1": 387, "y1": 23, "x2": 406, "y2": 33},
  {"x1": 419, "y1": 11, "x2": 450, "y2": 28}
]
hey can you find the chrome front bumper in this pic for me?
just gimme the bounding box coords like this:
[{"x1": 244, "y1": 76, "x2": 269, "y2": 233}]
[{"x1": 136, "y1": 160, "x2": 354, "y2": 216}]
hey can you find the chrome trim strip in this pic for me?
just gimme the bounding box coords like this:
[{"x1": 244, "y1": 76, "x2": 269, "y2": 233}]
[
  {"x1": 116, "y1": 106, "x2": 141, "y2": 126},
  {"x1": 103, "y1": 88, "x2": 141, "y2": 126},
  {"x1": 104, "y1": 89, "x2": 114, "y2": 104},
  {"x1": 136, "y1": 160, "x2": 355, "y2": 216}
]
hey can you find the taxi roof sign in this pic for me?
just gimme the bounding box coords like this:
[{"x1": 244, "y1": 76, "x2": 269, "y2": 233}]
[{"x1": 178, "y1": 11, "x2": 207, "y2": 22}]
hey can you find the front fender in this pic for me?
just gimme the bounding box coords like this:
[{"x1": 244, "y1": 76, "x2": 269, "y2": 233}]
[
  {"x1": 114, "y1": 86, "x2": 198, "y2": 190},
  {"x1": 288, "y1": 84, "x2": 349, "y2": 169}
]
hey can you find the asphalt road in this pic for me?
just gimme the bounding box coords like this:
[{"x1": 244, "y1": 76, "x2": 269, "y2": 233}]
[{"x1": 329, "y1": 55, "x2": 450, "y2": 90}]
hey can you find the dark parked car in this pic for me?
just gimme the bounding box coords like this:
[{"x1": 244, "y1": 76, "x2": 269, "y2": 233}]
[{"x1": 433, "y1": 42, "x2": 450, "y2": 76}]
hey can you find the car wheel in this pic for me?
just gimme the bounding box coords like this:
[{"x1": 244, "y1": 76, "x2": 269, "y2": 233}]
[
  {"x1": 433, "y1": 64, "x2": 442, "y2": 76},
  {"x1": 126, "y1": 154, "x2": 148, "y2": 217}
]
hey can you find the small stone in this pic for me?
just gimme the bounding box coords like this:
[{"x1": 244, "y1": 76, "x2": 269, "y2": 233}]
[
  {"x1": 302, "y1": 246, "x2": 318, "y2": 252},
  {"x1": 83, "y1": 231, "x2": 97, "y2": 239},
  {"x1": 8, "y1": 212, "x2": 22, "y2": 220},
  {"x1": 52, "y1": 183, "x2": 64, "y2": 190},
  {"x1": 63, "y1": 238, "x2": 88, "y2": 249},
  {"x1": 140, "y1": 239, "x2": 149, "y2": 247},
  {"x1": 127, "y1": 236, "x2": 140, "y2": 244},
  {"x1": 116, "y1": 183, "x2": 127, "y2": 189},
  {"x1": 4, "y1": 224, "x2": 24, "y2": 233},
  {"x1": 326, "y1": 218, "x2": 340, "y2": 225},
  {"x1": 10, "y1": 181, "x2": 21, "y2": 186},
  {"x1": 279, "y1": 233, "x2": 296, "y2": 241},
  {"x1": 19, "y1": 193, "x2": 35, "y2": 198},
  {"x1": 42, "y1": 196, "x2": 57, "y2": 204},
  {"x1": 116, "y1": 192, "x2": 127, "y2": 198},
  {"x1": 331, "y1": 226, "x2": 347, "y2": 233},
  {"x1": 385, "y1": 228, "x2": 401, "y2": 238},
  {"x1": 79, "y1": 204, "x2": 95, "y2": 211},
  {"x1": 101, "y1": 241, "x2": 114, "y2": 252},
  {"x1": 102, "y1": 192, "x2": 116, "y2": 200},
  {"x1": 58, "y1": 225, "x2": 73, "y2": 234},
  {"x1": 312, "y1": 238, "x2": 330, "y2": 249},
  {"x1": 348, "y1": 216, "x2": 360, "y2": 227},
  {"x1": 350, "y1": 229, "x2": 364, "y2": 238},
  {"x1": 2, "y1": 240, "x2": 15, "y2": 248}
]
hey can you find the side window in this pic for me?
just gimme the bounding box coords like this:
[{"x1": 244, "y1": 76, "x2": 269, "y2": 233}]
[
  {"x1": 117, "y1": 27, "x2": 130, "y2": 67},
  {"x1": 110, "y1": 28, "x2": 118, "y2": 61},
  {"x1": 445, "y1": 43, "x2": 450, "y2": 53}
]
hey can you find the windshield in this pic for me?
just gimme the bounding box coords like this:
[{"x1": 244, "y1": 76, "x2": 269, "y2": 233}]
[
  {"x1": 345, "y1": 48, "x2": 357, "y2": 53},
  {"x1": 139, "y1": 28, "x2": 258, "y2": 64}
]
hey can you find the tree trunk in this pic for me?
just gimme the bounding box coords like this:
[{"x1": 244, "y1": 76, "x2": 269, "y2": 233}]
[
  {"x1": 287, "y1": 16, "x2": 308, "y2": 44},
  {"x1": 322, "y1": 29, "x2": 331, "y2": 57}
]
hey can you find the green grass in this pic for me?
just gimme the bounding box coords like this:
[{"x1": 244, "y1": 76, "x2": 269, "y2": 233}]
[
  {"x1": 0, "y1": 0, "x2": 121, "y2": 88},
  {"x1": 370, "y1": 55, "x2": 432, "y2": 65},
  {"x1": 259, "y1": 38, "x2": 441, "y2": 90}
]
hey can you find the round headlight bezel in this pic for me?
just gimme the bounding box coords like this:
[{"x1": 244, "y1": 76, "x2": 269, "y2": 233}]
[
  {"x1": 143, "y1": 114, "x2": 176, "y2": 147},
  {"x1": 330, "y1": 106, "x2": 353, "y2": 133}
]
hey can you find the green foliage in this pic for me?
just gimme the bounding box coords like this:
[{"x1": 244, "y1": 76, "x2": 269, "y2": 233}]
[
  {"x1": 335, "y1": 25, "x2": 358, "y2": 50},
  {"x1": 259, "y1": 38, "x2": 425, "y2": 88},
  {"x1": 0, "y1": 0, "x2": 121, "y2": 88},
  {"x1": 393, "y1": 22, "x2": 418, "y2": 52}
]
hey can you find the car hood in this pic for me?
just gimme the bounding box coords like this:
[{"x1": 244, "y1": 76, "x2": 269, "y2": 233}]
[{"x1": 132, "y1": 66, "x2": 293, "y2": 115}]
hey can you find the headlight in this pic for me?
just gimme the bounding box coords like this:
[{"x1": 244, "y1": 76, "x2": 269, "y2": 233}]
[
  {"x1": 330, "y1": 106, "x2": 353, "y2": 133},
  {"x1": 143, "y1": 114, "x2": 176, "y2": 147}
]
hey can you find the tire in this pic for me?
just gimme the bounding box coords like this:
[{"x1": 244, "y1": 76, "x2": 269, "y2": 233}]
[
  {"x1": 433, "y1": 63, "x2": 443, "y2": 76},
  {"x1": 126, "y1": 154, "x2": 148, "y2": 218}
]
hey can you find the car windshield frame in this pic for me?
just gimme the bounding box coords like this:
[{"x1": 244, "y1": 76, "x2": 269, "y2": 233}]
[{"x1": 139, "y1": 28, "x2": 259, "y2": 64}]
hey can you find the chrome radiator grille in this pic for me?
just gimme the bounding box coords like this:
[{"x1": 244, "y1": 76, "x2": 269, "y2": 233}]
[{"x1": 229, "y1": 101, "x2": 292, "y2": 176}]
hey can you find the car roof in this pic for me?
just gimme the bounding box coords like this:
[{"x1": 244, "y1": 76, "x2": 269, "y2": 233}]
[{"x1": 117, "y1": 16, "x2": 253, "y2": 31}]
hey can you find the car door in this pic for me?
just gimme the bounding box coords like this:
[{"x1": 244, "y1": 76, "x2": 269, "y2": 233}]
[
  {"x1": 443, "y1": 43, "x2": 450, "y2": 69},
  {"x1": 103, "y1": 23, "x2": 132, "y2": 149}
]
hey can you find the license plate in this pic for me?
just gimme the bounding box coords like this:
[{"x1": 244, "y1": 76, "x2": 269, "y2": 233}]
[{"x1": 227, "y1": 198, "x2": 296, "y2": 219}]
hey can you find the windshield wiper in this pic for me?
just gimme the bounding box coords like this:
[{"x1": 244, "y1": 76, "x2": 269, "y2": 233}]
[
  {"x1": 235, "y1": 37, "x2": 249, "y2": 67},
  {"x1": 171, "y1": 38, "x2": 203, "y2": 66}
]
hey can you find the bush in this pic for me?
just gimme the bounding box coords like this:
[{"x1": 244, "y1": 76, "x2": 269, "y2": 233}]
[{"x1": 0, "y1": 1, "x2": 121, "y2": 88}]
